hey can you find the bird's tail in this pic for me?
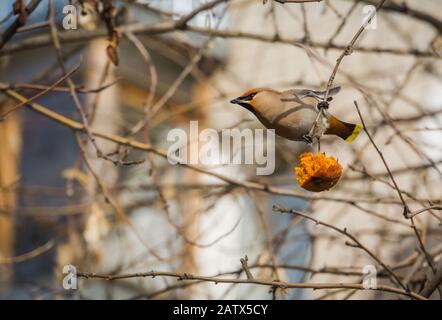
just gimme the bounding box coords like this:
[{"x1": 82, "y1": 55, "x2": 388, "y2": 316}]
[{"x1": 325, "y1": 115, "x2": 362, "y2": 142}]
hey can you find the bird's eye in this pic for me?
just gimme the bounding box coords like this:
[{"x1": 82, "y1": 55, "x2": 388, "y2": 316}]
[{"x1": 243, "y1": 93, "x2": 256, "y2": 101}]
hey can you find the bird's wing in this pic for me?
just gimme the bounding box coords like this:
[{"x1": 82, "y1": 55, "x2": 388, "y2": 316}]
[{"x1": 284, "y1": 86, "x2": 341, "y2": 102}]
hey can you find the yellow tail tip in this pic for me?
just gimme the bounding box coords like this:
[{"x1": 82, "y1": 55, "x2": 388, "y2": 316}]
[{"x1": 345, "y1": 124, "x2": 362, "y2": 142}]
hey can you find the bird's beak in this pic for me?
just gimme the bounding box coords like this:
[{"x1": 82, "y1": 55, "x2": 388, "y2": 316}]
[
  {"x1": 230, "y1": 97, "x2": 256, "y2": 114},
  {"x1": 230, "y1": 97, "x2": 242, "y2": 105}
]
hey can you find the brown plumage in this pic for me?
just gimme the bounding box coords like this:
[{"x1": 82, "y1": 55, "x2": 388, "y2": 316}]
[{"x1": 230, "y1": 87, "x2": 361, "y2": 143}]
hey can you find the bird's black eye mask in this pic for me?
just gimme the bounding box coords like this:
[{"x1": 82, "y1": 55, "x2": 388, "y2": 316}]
[
  {"x1": 239, "y1": 92, "x2": 257, "y2": 101},
  {"x1": 230, "y1": 92, "x2": 258, "y2": 114}
]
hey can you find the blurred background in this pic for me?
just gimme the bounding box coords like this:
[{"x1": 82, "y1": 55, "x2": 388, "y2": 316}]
[{"x1": 0, "y1": 0, "x2": 441, "y2": 299}]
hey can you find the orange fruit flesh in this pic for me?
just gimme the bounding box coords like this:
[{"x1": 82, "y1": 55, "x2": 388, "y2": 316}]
[{"x1": 295, "y1": 152, "x2": 342, "y2": 192}]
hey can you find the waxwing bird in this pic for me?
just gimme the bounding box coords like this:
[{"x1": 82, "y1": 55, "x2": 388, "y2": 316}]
[{"x1": 230, "y1": 87, "x2": 361, "y2": 143}]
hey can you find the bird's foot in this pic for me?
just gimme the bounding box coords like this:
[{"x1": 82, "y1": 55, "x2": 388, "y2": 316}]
[
  {"x1": 302, "y1": 134, "x2": 314, "y2": 145},
  {"x1": 317, "y1": 101, "x2": 329, "y2": 110}
]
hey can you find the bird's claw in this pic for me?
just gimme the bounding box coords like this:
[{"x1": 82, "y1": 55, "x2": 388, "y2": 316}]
[
  {"x1": 302, "y1": 134, "x2": 314, "y2": 145},
  {"x1": 317, "y1": 101, "x2": 329, "y2": 110}
]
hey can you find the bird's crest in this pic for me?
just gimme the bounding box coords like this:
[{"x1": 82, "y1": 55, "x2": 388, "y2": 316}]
[{"x1": 240, "y1": 87, "x2": 276, "y2": 98}]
